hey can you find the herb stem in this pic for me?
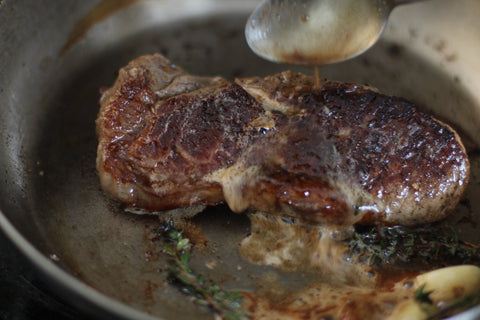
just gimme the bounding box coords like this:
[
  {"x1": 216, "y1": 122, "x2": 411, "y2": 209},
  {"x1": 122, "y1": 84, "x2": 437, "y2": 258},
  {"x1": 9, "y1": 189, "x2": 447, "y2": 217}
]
[{"x1": 153, "y1": 220, "x2": 248, "y2": 320}]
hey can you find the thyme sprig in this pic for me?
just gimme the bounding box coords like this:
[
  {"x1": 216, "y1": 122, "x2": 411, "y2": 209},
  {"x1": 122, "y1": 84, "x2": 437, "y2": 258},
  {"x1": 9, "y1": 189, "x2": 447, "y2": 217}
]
[
  {"x1": 349, "y1": 225, "x2": 480, "y2": 267},
  {"x1": 153, "y1": 221, "x2": 247, "y2": 320}
]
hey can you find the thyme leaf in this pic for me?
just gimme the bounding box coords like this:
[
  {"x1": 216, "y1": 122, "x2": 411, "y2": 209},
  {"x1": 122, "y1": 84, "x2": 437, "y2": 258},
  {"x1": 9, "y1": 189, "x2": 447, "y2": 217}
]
[
  {"x1": 153, "y1": 220, "x2": 248, "y2": 320},
  {"x1": 348, "y1": 225, "x2": 480, "y2": 268},
  {"x1": 414, "y1": 284, "x2": 434, "y2": 305}
]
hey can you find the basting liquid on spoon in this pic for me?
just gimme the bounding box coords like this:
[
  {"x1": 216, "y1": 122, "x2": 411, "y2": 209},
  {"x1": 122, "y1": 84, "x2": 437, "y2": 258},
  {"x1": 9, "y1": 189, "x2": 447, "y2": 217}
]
[
  {"x1": 245, "y1": 0, "x2": 393, "y2": 66},
  {"x1": 245, "y1": 0, "x2": 424, "y2": 80}
]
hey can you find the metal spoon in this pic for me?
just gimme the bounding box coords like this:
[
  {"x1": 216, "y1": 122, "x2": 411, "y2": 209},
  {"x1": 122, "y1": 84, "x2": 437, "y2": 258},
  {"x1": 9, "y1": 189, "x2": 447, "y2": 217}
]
[{"x1": 245, "y1": 0, "x2": 424, "y2": 65}]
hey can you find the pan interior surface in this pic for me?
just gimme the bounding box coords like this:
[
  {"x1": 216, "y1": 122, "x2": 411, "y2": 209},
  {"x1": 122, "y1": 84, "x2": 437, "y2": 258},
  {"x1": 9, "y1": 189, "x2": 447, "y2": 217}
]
[{"x1": 1, "y1": 0, "x2": 480, "y2": 319}]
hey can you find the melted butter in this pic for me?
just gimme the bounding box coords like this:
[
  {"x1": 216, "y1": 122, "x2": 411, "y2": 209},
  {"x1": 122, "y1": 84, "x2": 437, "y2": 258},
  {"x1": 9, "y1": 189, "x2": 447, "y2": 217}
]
[
  {"x1": 208, "y1": 165, "x2": 261, "y2": 213},
  {"x1": 242, "y1": 279, "x2": 416, "y2": 320},
  {"x1": 314, "y1": 66, "x2": 321, "y2": 90},
  {"x1": 237, "y1": 212, "x2": 421, "y2": 319},
  {"x1": 248, "y1": 112, "x2": 276, "y2": 132},
  {"x1": 239, "y1": 213, "x2": 374, "y2": 287}
]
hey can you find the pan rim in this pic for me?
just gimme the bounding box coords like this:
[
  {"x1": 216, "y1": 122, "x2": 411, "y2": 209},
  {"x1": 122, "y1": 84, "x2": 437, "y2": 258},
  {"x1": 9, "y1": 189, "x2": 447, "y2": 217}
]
[
  {"x1": 1, "y1": 0, "x2": 480, "y2": 319},
  {"x1": 0, "y1": 210, "x2": 161, "y2": 320}
]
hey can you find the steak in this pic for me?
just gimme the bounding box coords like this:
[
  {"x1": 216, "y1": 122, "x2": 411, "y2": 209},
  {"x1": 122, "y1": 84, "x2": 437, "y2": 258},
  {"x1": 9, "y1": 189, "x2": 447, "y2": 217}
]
[{"x1": 96, "y1": 53, "x2": 469, "y2": 227}]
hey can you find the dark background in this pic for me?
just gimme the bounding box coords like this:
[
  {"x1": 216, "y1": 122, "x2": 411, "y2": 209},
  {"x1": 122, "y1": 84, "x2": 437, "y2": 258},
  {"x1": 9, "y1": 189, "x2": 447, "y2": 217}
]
[{"x1": 0, "y1": 231, "x2": 91, "y2": 320}]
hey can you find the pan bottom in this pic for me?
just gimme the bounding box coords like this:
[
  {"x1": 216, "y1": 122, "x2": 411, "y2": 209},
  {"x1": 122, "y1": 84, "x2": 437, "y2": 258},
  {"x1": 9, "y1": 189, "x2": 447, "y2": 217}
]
[{"x1": 24, "y1": 11, "x2": 480, "y2": 320}]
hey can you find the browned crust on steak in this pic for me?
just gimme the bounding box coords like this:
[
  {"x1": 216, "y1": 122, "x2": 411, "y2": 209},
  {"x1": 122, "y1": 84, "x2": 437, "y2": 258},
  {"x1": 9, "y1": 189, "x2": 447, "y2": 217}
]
[
  {"x1": 96, "y1": 54, "x2": 470, "y2": 226},
  {"x1": 96, "y1": 54, "x2": 266, "y2": 211},
  {"x1": 236, "y1": 72, "x2": 470, "y2": 225}
]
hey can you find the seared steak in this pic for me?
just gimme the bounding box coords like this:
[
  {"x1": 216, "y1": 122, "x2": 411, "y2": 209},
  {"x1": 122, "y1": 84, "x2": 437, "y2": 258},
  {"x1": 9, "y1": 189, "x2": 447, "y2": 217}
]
[{"x1": 96, "y1": 53, "x2": 469, "y2": 227}]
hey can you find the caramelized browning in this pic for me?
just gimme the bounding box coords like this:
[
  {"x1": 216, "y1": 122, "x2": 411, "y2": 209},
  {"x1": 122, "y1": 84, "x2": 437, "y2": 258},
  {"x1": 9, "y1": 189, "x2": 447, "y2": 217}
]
[{"x1": 96, "y1": 54, "x2": 469, "y2": 227}]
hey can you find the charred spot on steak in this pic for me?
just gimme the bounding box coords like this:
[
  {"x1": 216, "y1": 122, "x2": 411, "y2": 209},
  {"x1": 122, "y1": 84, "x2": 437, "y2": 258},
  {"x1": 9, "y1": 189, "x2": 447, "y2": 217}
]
[{"x1": 96, "y1": 53, "x2": 469, "y2": 227}]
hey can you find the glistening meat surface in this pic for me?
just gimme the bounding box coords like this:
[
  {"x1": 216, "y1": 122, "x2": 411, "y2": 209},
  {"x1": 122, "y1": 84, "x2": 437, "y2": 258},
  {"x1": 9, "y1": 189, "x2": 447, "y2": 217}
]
[{"x1": 96, "y1": 54, "x2": 469, "y2": 227}]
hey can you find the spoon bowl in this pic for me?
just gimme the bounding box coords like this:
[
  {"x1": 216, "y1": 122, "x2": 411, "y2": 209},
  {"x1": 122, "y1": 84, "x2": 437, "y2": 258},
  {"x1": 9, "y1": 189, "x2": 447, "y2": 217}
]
[{"x1": 245, "y1": 0, "x2": 416, "y2": 65}]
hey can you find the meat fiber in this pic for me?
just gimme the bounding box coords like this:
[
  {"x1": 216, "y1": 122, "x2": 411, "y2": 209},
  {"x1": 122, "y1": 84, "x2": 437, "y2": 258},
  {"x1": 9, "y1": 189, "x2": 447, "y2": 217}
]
[{"x1": 96, "y1": 53, "x2": 469, "y2": 227}]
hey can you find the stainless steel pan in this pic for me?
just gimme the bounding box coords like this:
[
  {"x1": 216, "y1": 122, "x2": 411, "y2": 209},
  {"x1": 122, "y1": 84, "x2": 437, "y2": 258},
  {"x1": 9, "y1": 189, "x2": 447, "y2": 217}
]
[{"x1": 1, "y1": 0, "x2": 480, "y2": 319}]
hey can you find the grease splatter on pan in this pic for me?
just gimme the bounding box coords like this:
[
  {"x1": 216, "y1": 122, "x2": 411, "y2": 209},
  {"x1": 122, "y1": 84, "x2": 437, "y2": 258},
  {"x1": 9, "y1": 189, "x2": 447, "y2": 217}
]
[{"x1": 59, "y1": 0, "x2": 140, "y2": 56}]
